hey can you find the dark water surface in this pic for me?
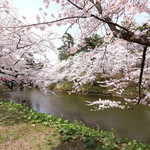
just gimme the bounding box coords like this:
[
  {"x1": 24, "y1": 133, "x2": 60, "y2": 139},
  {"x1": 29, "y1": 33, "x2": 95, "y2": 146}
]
[{"x1": 1, "y1": 88, "x2": 150, "y2": 143}]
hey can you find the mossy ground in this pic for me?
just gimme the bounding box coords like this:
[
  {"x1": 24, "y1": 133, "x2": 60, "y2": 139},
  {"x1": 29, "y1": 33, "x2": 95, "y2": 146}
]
[
  {"x1": 0, "y1": 82, "x2": 20, "y2": 93},
  {"x1": 57, "y1": 81, "x2": 74, "y2": 91},
  {"x1": 47, "y1": 74, "x2": 140, "y2": 98},
  {"x1": 79, "y1": 82, "x2": 107, "y2": 94},
  {"x1": 0, "y1": 99, "x2": 150, "y2": 150},
  {"x1": 48, "y1": 81, "x2": 74, "y2": 91},
  {"x1": 0, "y1": 84, "x2": 11, "y2": 92},
  {"x1": 122, "y1": 82, "x2": 139, "y2": 98},
  {"x1": 48, "y1": 78, "x2": 109, "y2": 94}
]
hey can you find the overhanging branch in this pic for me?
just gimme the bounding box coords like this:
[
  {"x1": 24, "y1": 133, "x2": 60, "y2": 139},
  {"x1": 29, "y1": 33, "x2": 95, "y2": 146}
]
[
  {"x1": 131, "y1": 46, "x2": 148, "y2": 109},
  {"x1": 91, "y1": 14, "x2": 129, "y2": 32},
  {"x1": 67, "y1": 0, "x2": 83, "y2": 10}
]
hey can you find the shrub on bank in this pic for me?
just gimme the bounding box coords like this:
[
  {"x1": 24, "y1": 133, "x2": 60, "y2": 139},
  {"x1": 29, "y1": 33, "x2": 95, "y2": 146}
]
[{"x1": 48, "y1": 79, "x2": 139, "y2": 99}]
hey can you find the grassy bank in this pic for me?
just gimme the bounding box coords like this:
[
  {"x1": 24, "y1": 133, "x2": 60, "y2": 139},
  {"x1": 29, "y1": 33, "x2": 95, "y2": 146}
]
[
  {"x1": 0, "y1": 99, "x2": 150, "y2": 150},
  {"x1": 0, "y1": 84, "x2": 11, "y2": 93},
  {"x1": 48, "y1": 80, "x2": 140, "y2": 99}
]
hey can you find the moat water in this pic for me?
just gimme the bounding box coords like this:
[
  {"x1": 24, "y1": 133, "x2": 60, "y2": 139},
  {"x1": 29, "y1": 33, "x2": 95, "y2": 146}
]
[{"x1": 1, "y1": 87, "x2": 150, "y2": 143}]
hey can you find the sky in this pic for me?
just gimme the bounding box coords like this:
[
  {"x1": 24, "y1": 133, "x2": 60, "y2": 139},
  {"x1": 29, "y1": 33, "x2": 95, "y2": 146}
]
[
  {"x1": 11, "y1": 0, "x2": 58, "y2": 23},
  {"x1": 10, "y1": 0, "x2": 63, "y2": 49},
  {"x1": 10, "y1": 0, "x2": 77, "y2": 45}
]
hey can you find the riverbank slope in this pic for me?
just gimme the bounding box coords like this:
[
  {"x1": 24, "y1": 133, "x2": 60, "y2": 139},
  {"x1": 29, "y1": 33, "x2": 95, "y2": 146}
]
[{"x1": 48, "y1": 79, "x2": 141, "y2": 99}]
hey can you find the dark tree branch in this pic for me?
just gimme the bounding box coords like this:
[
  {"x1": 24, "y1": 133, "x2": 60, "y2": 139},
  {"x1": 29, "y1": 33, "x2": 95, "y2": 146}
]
[
  {"x1": 103, "y1": 17, "x2": 150, "y2": 46},
  {"x1": 63, "y1": 18, "x2": 80, "y2": 36},
  {"x1": 6, "y1": 16, "x2": 87, "y2": 29},
  {"x1": 12, "y1": 52, "x2": 25, "y2": 68},
  {"x1": 132, "y1": 45, "x2": 148, "y2": 109},
  {"x1": 90, "y1": 1, "x2": 150, "y2": 47},
  {"x1": 17, "y1": 44, "x2": 35, "y2": 50},
  {"x1": 88, "y1": 22, "x2": 101, "y2": 35},
  {"x1": 88, "y1": 0, "x2": 103, "y2": 14},
  {"x1": 91, "y1": 14, "x2": 129, "y2": 32},
  {"x1": 138, "y1": 46, "x2": 147, "y2": 101},
  {"x1": 16, "y1": 34, "x2": 21, "y2": 49},
  {"x1": 67, "y1": 0, "x2": 83, "y2": 10},
  {"x1": 16, "y1": 34, "x2": 36, "y2": 49}
]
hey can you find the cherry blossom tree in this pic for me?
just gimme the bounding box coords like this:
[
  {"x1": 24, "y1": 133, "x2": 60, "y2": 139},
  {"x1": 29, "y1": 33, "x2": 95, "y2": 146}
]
[
  {"x1": 1, "y1": 0, "x2": 150, "y2": 106},
  {"x1": 40, "y1": 0, "x2": 150, "y2": 105},
  {"x1": 0, "y1": 0, "x2": 56, "y2": 83},
  {"x1": 8, "y1": 0, "x2": 149, "y2": 46}
]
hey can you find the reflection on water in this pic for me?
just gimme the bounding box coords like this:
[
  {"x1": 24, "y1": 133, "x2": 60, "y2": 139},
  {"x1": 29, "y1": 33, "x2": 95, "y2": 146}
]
[{"x1": 1, "y1": 88, "x2": 150, "y2": 143}]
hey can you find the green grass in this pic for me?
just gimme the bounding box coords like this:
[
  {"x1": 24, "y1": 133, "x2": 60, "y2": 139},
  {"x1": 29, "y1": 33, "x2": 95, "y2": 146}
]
[
  {"x1": 58, "y1": 81, "x2": 74, "y2": 91},
  {"x1": 47, "y1": 76, "x2": 115, "y2": 96},
  {"x1": 122, "y1": 82, "x2": 140, "y2": 98},
  {"x1": 80, "y1": 82, "x2": 107, "y2": 93},
  {"x1": 48, "y1": 83, "x2": 57, "y2": 91},
  {"x1": 48, "y1": 81, "x2": 74, "y2": 91},
  {"x1": 0, "y1": 98, "x2": 150, "y2": 150},
  {"x1": 0, "y1": 85, "x2": 11, "y2": 92}
]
